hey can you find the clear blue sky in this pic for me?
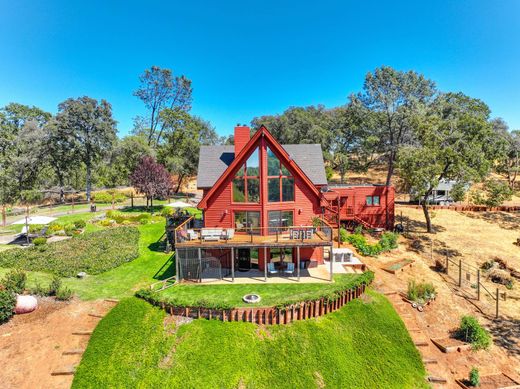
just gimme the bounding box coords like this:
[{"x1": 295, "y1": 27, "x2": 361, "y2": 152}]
[{"x1": 1, "y1": 0, "x2": 519, "y2": 136}]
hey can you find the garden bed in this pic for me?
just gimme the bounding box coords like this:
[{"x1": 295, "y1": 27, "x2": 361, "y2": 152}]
[
  {"x1": 431, "y1": 337, "x2": 472, "y2": 353},
  {"x1": 456, "y1": 373, "x2": 520, "y2": 389},
  {"x1": 0, "y1": 227, "x2": 140, "y2": 277},
  {"x1": 138, "y1": 283, "x2": 369, "y2": 325},
  {"x1": 382, "y1": 259, "x2": 414, "y2": 274}
]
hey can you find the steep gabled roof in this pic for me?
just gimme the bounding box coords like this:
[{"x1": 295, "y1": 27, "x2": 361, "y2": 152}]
[
  {"x1": 197, "y1": 144, "x2": 327, "y2": 188},
  {"x1": 197, "y1": 126, "x2": 324, "y2": 209}
]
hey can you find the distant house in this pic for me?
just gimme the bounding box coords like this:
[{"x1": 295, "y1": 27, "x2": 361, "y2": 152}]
[
  {"x1": 173, "y1": 125, "x2": 394, "y2": 282},
  {"x1": 411, "y1": 179, "x2": 463, "y2": 205}
]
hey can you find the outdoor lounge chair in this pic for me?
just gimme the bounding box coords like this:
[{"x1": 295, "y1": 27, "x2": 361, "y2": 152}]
[
  {"x1": 267, "y1": 262, "x2": 278, "y2": 276},
  {"x1": 284, "y1": 262, "x2": 295, "y2": 276}
]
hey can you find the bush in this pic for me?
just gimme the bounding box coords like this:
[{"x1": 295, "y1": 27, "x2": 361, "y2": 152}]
[
  {"x1": 0, "y1": 289, "x2": 16, "y2": 324},
  {"x1": 339, "y1": 228, "x2": 349, "y2": 242},
  {"x1": 472, "y1": 180, "x2": 513, "y2": 207},
  {"x1": 56, "y1": 287, "x2": 73, "y2": 301},
  {"x1": 2, "y1": 269, "x2": 27, "y2": 294},
  {"x1": 406, "y1": 280, "x2": 436, "y2": 303},
  {"x1": 0, "y1": 226, "x2": 140, "y2": 277},
  {"x1": 33, "y1": 237, "x2": 47, "y2": 246},
  {"x1": 379, "y1": 232, "x2": 398, "y2": 251},
  {"x1": 93, "y1": 191, "x2": 127, "y2": 204},
  {"x1": 105, "y1": 211, "x2": 152, "y2": 225},
  {"x1": 48, "y1": 276, "x2": 62, "y2": 296},
  {"x1": 64, "y1": 223, "x2": 76, "y2": 236},
  {"x1": 48, "y1": 223, "x2": 64, "y2": 234},
  {"x1": 456, "y1": 315, "x2": 492, "y2": 350},
  {"x1": 469, "y1": 367, "x2": 480, "y2": 387},
  {"x1": 29, "y1": 282, "x2": 48, "y2": 296},
  {"x1": 74, "y1": 219, "x2": 86, "y2": 229}
]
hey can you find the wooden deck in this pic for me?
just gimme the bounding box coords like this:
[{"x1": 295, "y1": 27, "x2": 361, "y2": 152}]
[{"x1": 175, "y1": 231, "x2": 332, "y2": 249}]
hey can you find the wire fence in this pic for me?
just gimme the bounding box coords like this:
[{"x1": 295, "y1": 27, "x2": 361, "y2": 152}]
[{"x1": 426, "y1": 239, "x2": 515, "y2": 319}]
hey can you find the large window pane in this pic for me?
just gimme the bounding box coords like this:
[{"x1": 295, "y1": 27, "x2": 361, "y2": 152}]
[
  {"x1": 281, "y1": 163, "x2": 290, "y2": 176},
  {"x1": 268, "y1": 178, "x2": 280, "y2": 202},
  {"x1": 246, "y1": 148, "x2": 260, "y2": 176},
  {"x1": 233, "y1": 178, "x2": 245, "y2": 202},
  {"x1": 234, "y1": 211, "x2": 247, "y2": 230},
  {"x1": 268, "y1": 210, "x2": 294, "y2": 233},
  {"x1": 282, "y1": 177, "x2": 294, "y2": 201},
  {"x1": 234, "y1": 211, "x2": 261, "y2": 234},
  {"x1": 282, "y1": 210, "x2": 294, "y2": 227},
  {"x1": 247, "y1": 178, "x2": 260, "y2": 203},
  {"x1": 267, "y1": 147, "x2": 280, "y2": 176}
]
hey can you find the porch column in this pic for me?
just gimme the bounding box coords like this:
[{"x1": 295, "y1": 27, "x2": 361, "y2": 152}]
[
  {"x1": 297, "y1": 246, "x2": 300, "y2": 282},
  {"x1": 264, "y1": 247, "x2": 267, "y2": 282},
  {"x1": 329, "y1": 245, "x2": 334, "y2": 282},
  {"x1": 231, "y1": 247, "x2": 235, "y2": 283},
  {"x1": 175, "y1": 249, "x2": 180, "y2": 282},
  {"x1": 198, "y1": 248, "x2": 202, "y2": 283}
]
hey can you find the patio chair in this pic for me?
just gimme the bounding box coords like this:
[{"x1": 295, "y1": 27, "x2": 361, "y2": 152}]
[
  {"x1": 284, "y1": 262, "x2": 295, "y2": 276},
  {"x1": 186, "y1": 229, "x2": 198, "y2": 240},
  {"x1": 267, "y1": 262, "x2": 278, "y2": 276}
]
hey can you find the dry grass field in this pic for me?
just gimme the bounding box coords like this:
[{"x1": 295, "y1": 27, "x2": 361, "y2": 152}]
[{"x1": 397, "y1": 206, "x2": 520, "y2": 318}]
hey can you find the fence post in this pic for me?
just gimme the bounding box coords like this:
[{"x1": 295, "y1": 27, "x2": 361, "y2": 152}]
[
  {"x1": 477, "y1": 270, "x2": 480, "y2": 301},
  {"x1": 458, "y1": 259, "x2": 462, "y2": 287},
  {"x1": 131, "y1": 193, "x2": 134, "y2": 209},
  {"x1": 495, "y1": 288, "x2": 499, "y2": 319}
]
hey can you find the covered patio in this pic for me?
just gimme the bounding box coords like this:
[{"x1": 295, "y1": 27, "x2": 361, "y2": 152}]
[{"x1": 175, "y1": 242, "x2": 335, "y2": 284}]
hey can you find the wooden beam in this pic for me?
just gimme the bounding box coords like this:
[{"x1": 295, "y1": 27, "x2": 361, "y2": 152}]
[
  {"x1": 264, "y1": 247, "x2": 267, "y2": 282},
  {"x1": 231, "y1": 247, "x2": 235, "y2": 283},
  {"x1": 297, "y1": 246, "x2": 300, "y2": 282}
]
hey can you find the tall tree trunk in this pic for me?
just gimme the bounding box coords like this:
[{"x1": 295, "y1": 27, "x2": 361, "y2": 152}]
[
  {"x1": 175, "y1": 174, "x2": 185, "y2": 194},
  {"x1": 385, "y1": 153, "x2": 395, "y2": 186},
  {"x1": 86, "y1": 161, "x2": 92, "y2": 202},
  {"x1": 421, "y1": 202, "x2": 432, "y2": 234},
  {"x1": 2, "y1": 205, "x2": 6, "y2": 227}
]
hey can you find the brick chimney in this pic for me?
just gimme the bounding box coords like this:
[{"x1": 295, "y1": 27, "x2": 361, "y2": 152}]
[{"x1": 234, "y1": 124, "x2": 251, "y2": 156}]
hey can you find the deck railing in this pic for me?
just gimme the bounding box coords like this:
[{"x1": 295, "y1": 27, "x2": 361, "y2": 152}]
[{"x1": 174, "y1": 224, "x2": 333, "y2": 246}]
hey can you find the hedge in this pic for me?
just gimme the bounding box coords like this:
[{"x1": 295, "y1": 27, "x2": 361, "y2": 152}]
[
  {"x1": 341, "y1": 230, "x2": 398, "y2": 257},
  {"x1": 0, "y1": 226, "x2": 140, "y2": 277}
]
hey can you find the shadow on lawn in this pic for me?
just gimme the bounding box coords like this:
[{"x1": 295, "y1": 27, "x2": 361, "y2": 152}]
[
  {"x1": 153, "y1": 254, "x2": 176, "y2": 280},
  {"x1": 401, "y1": 215, "x2": 446, "y2": 234}
]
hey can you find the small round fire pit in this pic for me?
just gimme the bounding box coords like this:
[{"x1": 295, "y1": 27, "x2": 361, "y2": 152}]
[{"x1": 242, "y1": 294, "x2": 261, "y2": 304}]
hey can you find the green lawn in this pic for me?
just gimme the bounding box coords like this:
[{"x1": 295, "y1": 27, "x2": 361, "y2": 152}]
[
  {"x1": 72, "y1": 294, "x2": 427, "y2": 389},
  {"x1": 155, "y1": 272, "x2": 372, "y2": 308}
]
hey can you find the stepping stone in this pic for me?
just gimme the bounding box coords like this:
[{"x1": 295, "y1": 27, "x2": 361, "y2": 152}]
[
  {"x1": 423, "y1": 359, "x2": 438, "y2": 365},
  {"x1": 414, "y1": 341, "x2": 429, "y2": 347},
  {"x1": 72, "y1": 331, "x2": 93, "y2": 335},
  {"x1": 51, "y1": 366, "x2": 76, "y2": 376},
  {"x1": 427, "y1": 376, "x2": 447, "y2": 383},
  {"x1": 62, "y1": 349, "x2": 84, "y2": 355}
]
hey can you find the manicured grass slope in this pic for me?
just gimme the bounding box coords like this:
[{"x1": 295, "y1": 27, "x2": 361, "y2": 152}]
[{"x1": 73, "y1": 295, "x2": 426, "y2": 389}]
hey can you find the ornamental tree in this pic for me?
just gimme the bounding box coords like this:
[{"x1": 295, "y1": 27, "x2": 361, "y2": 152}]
[{"x1": 130, "y1": 156, "x2": 172, "y2": 212}]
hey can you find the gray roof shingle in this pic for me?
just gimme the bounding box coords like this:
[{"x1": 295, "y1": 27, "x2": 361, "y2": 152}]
[{"x1": 197, "y1": 144, "x2": 327, "y2": 188}]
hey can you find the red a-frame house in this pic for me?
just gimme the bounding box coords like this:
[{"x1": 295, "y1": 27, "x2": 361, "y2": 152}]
[{"x1": 174, "y1": 125, "x2": 394, "y2": 283}]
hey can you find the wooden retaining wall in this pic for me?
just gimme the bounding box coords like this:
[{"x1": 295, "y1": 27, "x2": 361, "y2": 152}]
[
  {"x1": 405, "y1": 204, "x2": 520, "y2": 212},
  {"x1": 150, "y1": 283, "x2": 367, "y2": 325}
]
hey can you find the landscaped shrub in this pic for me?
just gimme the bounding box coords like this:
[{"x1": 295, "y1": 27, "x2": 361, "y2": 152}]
[
  {"x1": 406, "y1": 280, "x2": 436, "y2": 303},
  {"x1": 33, "y1": 237, "x2": 47, "y2": 246},
  {"x1": 29, "y1": 282, "x2": 48, "y2": 296},
  {"x1": 28, "y1": 224, "x2": 45, "y2": 233},
  {"x1": 343, "y1": 231, "x2": 398, "y2": 257},
  {"x1": 48, "y1": 276, "x2": 62, "y2": 296},
  {"x1": 455, "y1": 315, "x2": 492, "y2": 350},
  {"x1": 64, "y1": 223, "x2": 76, "y2": 236},
  {"x1": 56, "y1": 287, "x2": 73, "y2": 301},
  {"x1": 105, "y1": 210, "x2": 152, "y2": 225},
  {"x1": 74, "y1": 219, "x2": 87, "y2": 229},
  {"x1": 0, "y1": 289, "x2": 16, "y2": 324},
  {"x1": 469, "y1": 367, "x2": 480, "y2": 387},
  {"x1": 0, "y1": 226, "x2": 140, "y2": 277},
  {"x1": 1, "y1": 269, "x2": 27, "y2": 294},
  {"x1": 93, "y1": 191, "x2": 127, "y2": 203},
  {"x1": 48, "y1": 223, "x2": 64, "y2": 234}
]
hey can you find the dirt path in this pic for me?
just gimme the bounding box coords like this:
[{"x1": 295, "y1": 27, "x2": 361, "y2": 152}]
[
  {"x1": 362, "y1": 250, "x2": 520, "y2": 388},
  {"x1": 0, "y1": 298, "x2": 116, "y2": 389}
]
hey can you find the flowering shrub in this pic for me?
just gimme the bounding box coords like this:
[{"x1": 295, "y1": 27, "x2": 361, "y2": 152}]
[{"x1": 0, "y1": 227, "x2": 140, "y2": 277}]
